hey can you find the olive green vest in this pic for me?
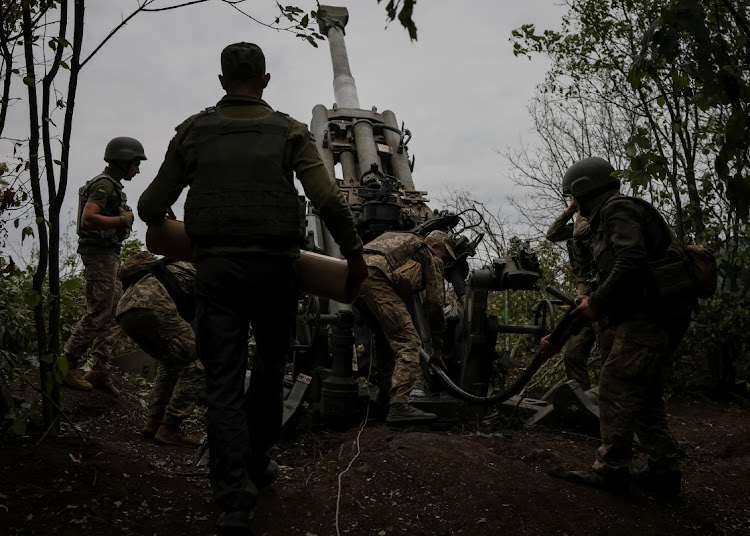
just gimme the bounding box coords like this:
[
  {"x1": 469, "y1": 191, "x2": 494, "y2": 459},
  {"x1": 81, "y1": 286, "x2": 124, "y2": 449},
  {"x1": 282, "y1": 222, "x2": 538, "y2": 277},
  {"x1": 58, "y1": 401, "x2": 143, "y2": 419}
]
[
  {"x1": 184, "y1": 107, "x2": 301, "y2": 248},
  {"x1": 77, "y1": 173, "x2": 128, "y2": 254}
]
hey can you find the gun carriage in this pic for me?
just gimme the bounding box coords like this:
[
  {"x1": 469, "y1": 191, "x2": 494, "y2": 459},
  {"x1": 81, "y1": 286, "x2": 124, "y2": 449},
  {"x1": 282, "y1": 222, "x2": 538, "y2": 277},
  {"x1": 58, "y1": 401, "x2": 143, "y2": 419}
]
[{"x1": 282, "y1": 6, "x2": 568, "y2": 432}]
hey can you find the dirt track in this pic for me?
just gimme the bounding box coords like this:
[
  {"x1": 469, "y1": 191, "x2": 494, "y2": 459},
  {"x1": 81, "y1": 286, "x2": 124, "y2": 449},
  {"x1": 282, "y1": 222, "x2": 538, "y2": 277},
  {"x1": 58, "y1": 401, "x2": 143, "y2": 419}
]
[{"x1": 1, "y1": 372, "x2": 749, "y2": 536}]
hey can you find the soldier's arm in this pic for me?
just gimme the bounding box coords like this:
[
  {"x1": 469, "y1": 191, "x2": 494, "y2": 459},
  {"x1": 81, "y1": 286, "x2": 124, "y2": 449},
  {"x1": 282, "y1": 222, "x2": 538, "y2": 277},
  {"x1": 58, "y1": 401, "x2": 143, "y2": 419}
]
[
  {"x1": 81, "y1": 180, "x2": 130, "y2": 230},
  {"x1": 546, "y1": 204, "x2": 576, "y2": 242},
  {"x1": 289, "y1": 121, "x2": 363, "y2": 259},
  {"x1": 419, "y1": 248, "x2": 447, "y2": 349},
  {"x1": 81, "y1": 202, "x2": 131, "y2": 230},
  {"x1": 589, "y1": 199, "x2": 650, "y2": 314},
  {"x1": 138, "y1": 119, "x2": 195, "y2": 226}
]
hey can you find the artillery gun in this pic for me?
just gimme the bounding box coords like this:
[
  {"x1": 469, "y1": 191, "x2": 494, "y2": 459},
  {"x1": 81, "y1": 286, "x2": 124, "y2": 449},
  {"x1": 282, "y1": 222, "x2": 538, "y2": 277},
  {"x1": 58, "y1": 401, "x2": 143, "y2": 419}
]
[{"x1": 281, "y1": 5, "x2": 570, "y2": 433}]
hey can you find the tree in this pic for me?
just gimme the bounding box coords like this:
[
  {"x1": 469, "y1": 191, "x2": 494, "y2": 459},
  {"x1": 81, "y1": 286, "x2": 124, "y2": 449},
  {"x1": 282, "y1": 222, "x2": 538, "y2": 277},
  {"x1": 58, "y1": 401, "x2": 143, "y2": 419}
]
[{"x1": 511, "y1": 0, "x2": 749, "y2": 294}]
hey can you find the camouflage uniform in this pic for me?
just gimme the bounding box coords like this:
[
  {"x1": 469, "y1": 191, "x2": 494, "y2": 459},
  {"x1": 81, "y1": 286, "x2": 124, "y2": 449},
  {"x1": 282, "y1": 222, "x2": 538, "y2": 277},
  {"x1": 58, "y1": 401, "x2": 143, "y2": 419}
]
[
  {"x1": 116, "y1": 261, "x2": 204, "y2": 426},
  {"x1": 359, "y1": 232, "x2": 446, "y2": 404},
  {"x1": 64, "y1": 170, "x2": 128, "y2": 369},
  {"x1": 546, "y1": 209, "x2": 597, "y2": 390},
  {"x1": 585, "y1": 191, "x2": 693, "y2": 476}
]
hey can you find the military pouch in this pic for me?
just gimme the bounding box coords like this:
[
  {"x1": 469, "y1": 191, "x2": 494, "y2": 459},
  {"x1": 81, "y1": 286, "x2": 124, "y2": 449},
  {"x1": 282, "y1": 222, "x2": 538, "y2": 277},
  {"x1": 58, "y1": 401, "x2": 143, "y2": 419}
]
[
  {"x1": 649, "y1": 254, "x2": 692, "y2": 299},
  {"x1": 392, "y1": 259, "x2": 423, "y2": 297}
]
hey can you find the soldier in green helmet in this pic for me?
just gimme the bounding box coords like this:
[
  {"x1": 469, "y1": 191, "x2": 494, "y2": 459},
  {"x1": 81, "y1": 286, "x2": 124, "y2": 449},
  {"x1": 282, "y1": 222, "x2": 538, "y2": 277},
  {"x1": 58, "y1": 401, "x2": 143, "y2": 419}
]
[
  {"x1": 63, "y1": 136, "x2": 147, "y2": 396},
  {"x1": 137, "y1": 42, "x2": 367, "y2": 535},
  {"x1": 543, "y1": 156, "x2": 695, "y2": 498},
  {"x1": 544, "y1": 158, "x2": 610, "y2": 391}
]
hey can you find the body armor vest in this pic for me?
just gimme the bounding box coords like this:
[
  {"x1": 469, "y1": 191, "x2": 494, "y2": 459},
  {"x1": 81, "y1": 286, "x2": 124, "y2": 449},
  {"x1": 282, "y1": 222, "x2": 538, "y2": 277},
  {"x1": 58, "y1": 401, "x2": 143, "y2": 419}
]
[
  {"x1": 363, "y1": 232, "x2": 425, "y2": 271},
  {"x1": 184, "y1": 108, "x2": 300, "y2": 247},
  {"x1": 77, "y1": 173, "x2": 128, "y2": 249}
]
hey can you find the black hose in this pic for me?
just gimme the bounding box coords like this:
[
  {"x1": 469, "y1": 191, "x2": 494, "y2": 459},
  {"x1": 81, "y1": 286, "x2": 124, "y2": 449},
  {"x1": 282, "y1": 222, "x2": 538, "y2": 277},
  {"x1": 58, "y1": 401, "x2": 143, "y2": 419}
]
[{"x1": 422, "y1": 287, "x2": 580, "y2": 405}]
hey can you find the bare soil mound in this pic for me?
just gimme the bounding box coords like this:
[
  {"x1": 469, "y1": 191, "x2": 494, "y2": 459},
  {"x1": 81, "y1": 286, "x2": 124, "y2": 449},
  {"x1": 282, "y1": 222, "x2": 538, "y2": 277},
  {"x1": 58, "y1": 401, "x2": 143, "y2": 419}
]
[{"x1": 2, "y1": 372, "x2": 749, "y2": 535}]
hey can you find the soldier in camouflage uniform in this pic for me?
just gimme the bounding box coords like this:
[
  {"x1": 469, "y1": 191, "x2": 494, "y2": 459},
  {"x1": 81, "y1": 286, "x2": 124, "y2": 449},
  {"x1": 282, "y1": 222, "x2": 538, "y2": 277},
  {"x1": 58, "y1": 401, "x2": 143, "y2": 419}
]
[
  {"x1": 137, "y1": 43, "x2": 367, "y2": 534},
  {"x1": 359, "y1": 230, "x2": 456, "y2": 424},
  {"x1": 546, "y1": 199, "x2": 597, "y2": 390},
  {"x1": 116, "y1": 251, "x2": 205, "y2": 448},
  {"x1": 63, "y1": 137, "x2": 147, "y2": 396},
  {"x1": 550, "y1": 157, "x2": 694, "y2": 497}
]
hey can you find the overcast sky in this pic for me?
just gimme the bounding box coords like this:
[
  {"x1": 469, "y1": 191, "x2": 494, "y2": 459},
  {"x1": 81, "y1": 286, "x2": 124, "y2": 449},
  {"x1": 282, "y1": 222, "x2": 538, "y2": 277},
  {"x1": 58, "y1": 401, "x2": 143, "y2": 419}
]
[{"x1": 3, "y1": 0, "x2": 564, "y2": 262}]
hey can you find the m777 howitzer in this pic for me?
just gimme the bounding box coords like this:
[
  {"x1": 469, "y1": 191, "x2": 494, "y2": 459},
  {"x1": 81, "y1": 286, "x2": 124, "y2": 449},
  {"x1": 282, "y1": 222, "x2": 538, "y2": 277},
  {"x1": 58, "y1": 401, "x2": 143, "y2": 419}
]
[{"x1": 282, "y1": 5, "x2": 574, "y2": 431}]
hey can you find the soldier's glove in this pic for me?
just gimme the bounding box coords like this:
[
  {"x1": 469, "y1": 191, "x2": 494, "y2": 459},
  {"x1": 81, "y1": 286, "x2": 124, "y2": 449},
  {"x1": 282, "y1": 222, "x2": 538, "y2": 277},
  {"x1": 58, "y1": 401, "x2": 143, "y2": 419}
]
[{"x1": 119, "y1": 208, "x2": 135, "y2": 229}]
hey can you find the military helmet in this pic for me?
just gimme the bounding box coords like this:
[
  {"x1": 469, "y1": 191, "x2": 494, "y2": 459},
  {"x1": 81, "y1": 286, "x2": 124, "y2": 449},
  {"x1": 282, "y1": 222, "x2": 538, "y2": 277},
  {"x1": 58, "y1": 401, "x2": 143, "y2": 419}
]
[
  {"x1": 563, "y1": 157, "x2": 618, "y2": 198},
  {"x1": 104, "y1": 137, "x2": 147, "y2": 163}
]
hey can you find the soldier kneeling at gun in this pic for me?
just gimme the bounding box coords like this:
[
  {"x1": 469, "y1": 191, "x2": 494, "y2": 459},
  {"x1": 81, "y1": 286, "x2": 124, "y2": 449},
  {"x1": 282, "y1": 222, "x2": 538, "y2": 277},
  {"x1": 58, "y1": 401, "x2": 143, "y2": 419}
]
[{"x1": 116, "y1": 251, "x2": 205, "y2": 447}]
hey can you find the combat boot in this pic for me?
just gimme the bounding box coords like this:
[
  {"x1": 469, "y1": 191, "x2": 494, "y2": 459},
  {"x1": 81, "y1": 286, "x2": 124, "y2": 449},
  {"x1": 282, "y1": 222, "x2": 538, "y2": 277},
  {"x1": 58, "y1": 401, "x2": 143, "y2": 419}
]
[
  {"x1": 84, "y1": 363, "x2": 120, "y2": 397},
  {"x1": 631, "y1": 463, "x2": 682, "y2": 498},
  {"x1": 250, "y1": 459, "x2": 280, "y2": 490},
  {"x1": 62, "y1": 369, "x2": 92, "y2": 391},
  {"x1": 386, "y1": 403, "x2": 437, "y2": 424},
  {"x1": 562, "y1": 467, "x2": 630, "y2": 493},
  {"x1": 216, "y1": 508, "x2": 253, "y2": 536},
  {"x1": 154, "y1": 422, "x2": 201, "y2": 448},
  {"x1": 141, "y1": 417, "x2": 162, "y2": 439}
]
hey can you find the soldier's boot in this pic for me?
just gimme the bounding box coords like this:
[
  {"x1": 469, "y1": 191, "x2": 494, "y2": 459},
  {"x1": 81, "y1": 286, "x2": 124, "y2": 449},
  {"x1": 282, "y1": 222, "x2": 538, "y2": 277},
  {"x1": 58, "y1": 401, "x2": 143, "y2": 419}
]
[
  {"x1": 141, "y1": 417, "x2": 162, "y2": 439},
  {"x1": 84, "y1": 363, "x2": 120, "y2": 397},
  {"x1": 630, "y1": 462, "x2": 682, "y2": 498},
  {"x1": 562, "y1": 467, "x2": 630, "y2": 493},
  {"x1": 216, "y1": 508, "x2": 254, "y2": 536},
  {"x1": 62, "y1": 369, "x2": 93, "y2": 391},
  {"x1": 154, "y1": 422, "x2": 201, "y2": 448},
  {"x1": 386, "y1": 403, "x2": 437, "y2": 424},
  {"x1": 250, "y1": 459, "x2": 280, "y2": 490}
]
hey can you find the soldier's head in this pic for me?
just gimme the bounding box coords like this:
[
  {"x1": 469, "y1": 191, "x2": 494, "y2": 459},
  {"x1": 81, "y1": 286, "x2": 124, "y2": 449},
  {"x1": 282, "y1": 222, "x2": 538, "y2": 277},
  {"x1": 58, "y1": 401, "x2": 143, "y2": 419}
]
[
  {"x1": 425, "y1": 230, "x2": 458, "y2": 265},
  {"x1": 117, "y1": 250, "x2": 157, "y2": 282},
  {"x1": 104, "y1": 137, "x2": 147, "y2": 181},
  {"x1": 562, "y1": 157, "x2": 616, "y2": 196},
  {"x1": 564, "y1": 157, "x2": 620, "y2": 214},
  {"x1": 219, "y1": 42, "x2": 270, "y2": 97}
]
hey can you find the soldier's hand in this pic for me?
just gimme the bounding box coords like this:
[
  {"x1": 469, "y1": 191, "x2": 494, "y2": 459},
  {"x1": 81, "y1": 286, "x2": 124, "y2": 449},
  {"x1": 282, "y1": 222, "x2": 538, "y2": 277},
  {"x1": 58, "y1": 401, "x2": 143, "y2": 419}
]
[
  {"x1": 570, "y1": 294, "x2": 597, "y2": 322},
  {"x1": 119, "y1": 208, "x2": 135, "y2": 229},
  {"x1": 540, "y1": 334, "x2": 563, "y2": 359},
  {"x1": 346, "y1": 254, "x2": 368, "y2": 299},
  {"x1": 429, "y1": 348, "x2": 447, "y2": 371}
]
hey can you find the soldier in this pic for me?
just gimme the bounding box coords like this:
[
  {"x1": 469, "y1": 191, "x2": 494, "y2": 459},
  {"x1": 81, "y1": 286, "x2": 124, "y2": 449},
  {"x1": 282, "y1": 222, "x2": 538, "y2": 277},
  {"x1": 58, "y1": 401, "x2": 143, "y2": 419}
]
[
  {"x1": 358, "y1": 230, "x2": 455, "y2": 424},
  {"x1": 545, "y1": 161, "x2": 601, "y2": 391},
  {"x1": 544, "y1": 157, "x2": 694, "y2": 498},
  {"x1": 116, "y1": 251, "x2": 204, "y2": 448},
  {"x1": 137, "y1": 43, "x2": 367, "y2": 535},
  {"x1": 63, "y1": 137, "x2": 147, "y2": 396}
]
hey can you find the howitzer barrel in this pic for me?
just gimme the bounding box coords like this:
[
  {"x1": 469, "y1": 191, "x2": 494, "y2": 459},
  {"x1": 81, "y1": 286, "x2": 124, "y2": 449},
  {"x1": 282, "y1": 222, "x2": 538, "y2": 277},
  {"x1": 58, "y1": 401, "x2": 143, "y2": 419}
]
[{"x1": 320, "y1": 6, "x2": 359, "y2": 109}]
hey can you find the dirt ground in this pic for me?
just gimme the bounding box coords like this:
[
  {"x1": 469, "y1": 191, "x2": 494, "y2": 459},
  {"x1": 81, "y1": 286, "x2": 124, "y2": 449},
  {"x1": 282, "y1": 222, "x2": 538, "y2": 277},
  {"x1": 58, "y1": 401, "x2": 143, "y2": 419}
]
[{"x1": 1, "y1": 371, "x2": 749, "y2": 536}]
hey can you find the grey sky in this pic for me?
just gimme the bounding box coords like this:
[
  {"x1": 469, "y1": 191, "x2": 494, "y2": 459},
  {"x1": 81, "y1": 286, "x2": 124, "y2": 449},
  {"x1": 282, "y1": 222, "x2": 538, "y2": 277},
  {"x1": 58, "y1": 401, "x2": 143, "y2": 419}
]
[{"x1": 4, "y1": 0, "x2": 564, "y2": 262}]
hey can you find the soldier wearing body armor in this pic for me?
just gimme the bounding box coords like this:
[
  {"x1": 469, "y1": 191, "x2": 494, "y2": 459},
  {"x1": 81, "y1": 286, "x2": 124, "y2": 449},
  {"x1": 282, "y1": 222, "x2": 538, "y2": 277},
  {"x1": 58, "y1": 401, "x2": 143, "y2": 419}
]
[
  {"x1": 545, "y1": 158, "x2": 604, "y2": 391},
  {"x1": 358, "y1": 230, "x2": 455, "y2": 424},
  {"x1": 137, "y1": 43, "x2": 367, "y2": 535},
  {"x1": 116, "y1": 251, "x2": 205, "y2": 448},
  {"x1": 545, "y1": 157, "x2": 694, "y2": 498},
  {"x1": 63, "y1": 136, "x2": 146, "y2": 396}
]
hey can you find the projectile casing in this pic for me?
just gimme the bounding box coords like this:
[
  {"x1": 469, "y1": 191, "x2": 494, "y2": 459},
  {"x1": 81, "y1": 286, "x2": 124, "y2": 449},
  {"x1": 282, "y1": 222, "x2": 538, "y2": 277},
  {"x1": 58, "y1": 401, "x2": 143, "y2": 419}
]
[{"x1": 145, "y1": 219, "x2": 354, "y2": 303}]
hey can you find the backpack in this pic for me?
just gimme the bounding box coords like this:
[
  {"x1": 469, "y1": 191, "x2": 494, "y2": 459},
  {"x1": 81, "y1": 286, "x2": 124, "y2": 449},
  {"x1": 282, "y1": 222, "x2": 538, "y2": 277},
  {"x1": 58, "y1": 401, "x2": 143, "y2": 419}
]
[
  {"x1": 615, "y1": 196, "x2": 718, "y2": 300},
  {"x1": 684, "y1": 244, "x2": 718, "y2": 299}
]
